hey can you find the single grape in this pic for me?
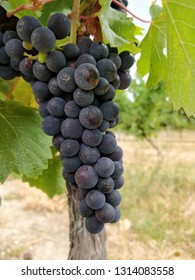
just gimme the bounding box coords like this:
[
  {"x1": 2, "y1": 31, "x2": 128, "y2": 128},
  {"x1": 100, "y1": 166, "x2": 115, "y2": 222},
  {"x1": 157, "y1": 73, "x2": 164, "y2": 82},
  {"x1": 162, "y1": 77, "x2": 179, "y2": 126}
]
[
  {"x1": 79, "y1": 105, "x2": 103, "y2": 129},
  {"x1": 96, "y1": 58, "x2": 117, "y2": 82},
  {"x1": 47, "y1": 13, "x2": 70, "y2": 39},
  {"x1": 98, "y1": 120, "x2": 109, "y2": 132},
  {"x1": 32, "y1": 61, "x2": 53, "y2": 82},
  {"x1": 48, "y1": 77, "x2": 64, "y2": 97},
  {"x1": 100, "y1": 101, "x2": 120, "y2": 121},
  {"x1": 77, "y1": 36, "x2": 93, "y2": 48},
  {"x1": 19, "y1": 57, "x2": 33, "y2": 76},
  {"x1": 47, "y1": 97, "x2": 65, "y2": 117},
  {"x1": 61, "y1": 118, "x2": 83, "y2": 139},
  {"x1": 75, "y1": 165, "x2": 98, "y2": 189},
  {"x1": 85, "y1": 215, "x2": 104, "y2": 234},
  {"x1": 118, "y1": 70, "x2": 132, "y2": 90},
  {"x1": 39, "y1": 101, "x2": 49, "y2": 118},
  {"x1": 106, "y1": 189, "x2": 121, "y2": 207},
  {"x1": 46, "y1": 50, "x2": 66, "y2": 72},
  {"x1": 74, "y1": 63, "x2": 100, "y2": 90},
  {"x1": 111, "y1": 74, "x2": 120, "y2": 90},
  {"x1": 64, "y1": 100, "x2": 80, "y2": 118},
  {"x1": 42, "y1": 115, "x2": 62, "y2": 136},
  {"x1": 112, "y1": 161, "x2": 124, "y2": 178},
  {"x1": 98, "y1": 134, "x2": 117, "y2": 154},
  {"x1": 32, "y1": 81, "x2": 52, "y2": 102},
  {"x1": 57, "y1": 67, "x2": 76, "y2": 92},
  {"x1": 89, "y1": 42, "x2": 109, "y2": 60},
  {"x1": 60, "y1": 139, "x2": 80, "y2": 157},
  {"x1": 3, "y1": 30, "x2": 19, "y2": 44},
  {"x1": 119, "y1": 51, "x2": 135, "y2": 71},
  {"x1": 78, "y1": 143, "x2": 100, "y2": 164},
  {"x1": 114, "y1": 176, "x2": 124, "y2": 189},
  {"x1": 73, "y1": 88, "x2": 94, "y2": 107},
  {"x1": 63, "y1": 43, "x2": 80, "y2": 59},
  {"x1": 76, "y1": 188, "x2": 89, "y2": 201},
  {"x1": 86, "y1": 190, "x2": 106, "y2": 210},
  {"x1": 31, "y1": 27, "x2": 56, "y2": 52},
  {"x1": 62, "y1": 156, "x2": 81, "y2": 173},
  {"x1": 5, "y1": 38, "x2": 24, "y2": 59},
  {"x1": 97, "y1": 177, "x2": 114, "y2": 194},
  {"x1": 94, "y1": 157, "x2": 115, "y2": 178},
  {"x1": 95, "y1": 203, "x2": 115, "y2": 223},
  {"x1": 82, "y1": 129, "x2": 102, "y2": 147}
]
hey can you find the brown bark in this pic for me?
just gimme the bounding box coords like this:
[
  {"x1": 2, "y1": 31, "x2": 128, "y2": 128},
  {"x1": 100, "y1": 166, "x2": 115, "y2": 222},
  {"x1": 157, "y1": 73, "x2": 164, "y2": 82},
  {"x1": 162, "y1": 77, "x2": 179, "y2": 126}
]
[{"x1": 67, "y1": 183, "x2": 107, "y2": 260}]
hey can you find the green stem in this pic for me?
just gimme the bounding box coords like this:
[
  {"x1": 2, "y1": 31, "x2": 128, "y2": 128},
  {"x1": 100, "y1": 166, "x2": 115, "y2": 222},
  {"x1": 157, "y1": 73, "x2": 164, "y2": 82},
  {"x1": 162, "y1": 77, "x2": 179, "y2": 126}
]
[{"x1": 70, "y1": 0, "x2": 81, "y2": 44}]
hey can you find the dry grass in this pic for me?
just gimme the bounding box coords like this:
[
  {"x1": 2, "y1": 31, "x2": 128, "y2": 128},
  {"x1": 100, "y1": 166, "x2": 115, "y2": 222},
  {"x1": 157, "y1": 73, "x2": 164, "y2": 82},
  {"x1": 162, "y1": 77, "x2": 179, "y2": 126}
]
[{"x1": 1, "y1": 130, "x2": 195, "y2": 259}]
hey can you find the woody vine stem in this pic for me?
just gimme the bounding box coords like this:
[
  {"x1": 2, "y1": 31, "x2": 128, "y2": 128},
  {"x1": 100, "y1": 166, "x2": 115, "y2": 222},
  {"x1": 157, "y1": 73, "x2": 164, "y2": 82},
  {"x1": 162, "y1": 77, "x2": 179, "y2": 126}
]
[{"x1": 70, "y1": 0, "x2": 81, "y2": 44}]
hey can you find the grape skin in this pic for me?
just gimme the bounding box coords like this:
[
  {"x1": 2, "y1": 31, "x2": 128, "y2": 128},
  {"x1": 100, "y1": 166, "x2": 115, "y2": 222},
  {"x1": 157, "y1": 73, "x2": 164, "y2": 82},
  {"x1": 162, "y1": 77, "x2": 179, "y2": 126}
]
[
  {"x1": 74, "y1": 63, "x2": 100, "y2": 90},
  {"x1": 78, "y1": 143, "x2": 100, "y2": 165},
  {"x1": 31, "y1": 27, "x2": 56, "y2": 52},
  {"x1": 42, "y1": 115, "x2": 62, "y2": 136},
  {"x1": 79, "y1": 199, "x2": 94, "y2": 217},
  {"x1": 73, "y1": 88, "x2": 94, "y2": 107},
  {"x1": 79, "y1": 105, "x2": 103, "y2": 129},
  {"x1": 75, "y1": 165, "x2": 98, "y2": 189},
  {"x1": 82, "y1": 129, "x2": 102, "y2": 147},
  {"x1": 94, "y1": 157, "x2": 115, "y2": 178},
  {"x1": 95, "y1": 203, "x2": 115, "y2": 223},
  {"x1": 61, "y1": 118, "x2": 83, "y2": 140},
  {"x1": 60, "y1": 139, "x2": 80, "y2": 157},
  {"x1": 47, "y1": 97, "x2": 65, "y2": 118},
  {"x1": 57, "y1": 67, "x2": 76, "y2": 92},
  {"x1": 85, "y1": 215, "x2": 104, "y2": 234},
  {"x1": 86, "y1": 189, "x2": 106, "y2": 210},
  {"x1": 46, "y1": 50, "x2": 66, "y2": 72},
  {"x1": 5, "y1": 38, "x2": 24, "y2": 59},
  {"x1": 47, "y1": 13, "x2": 70, "y2": 40}
]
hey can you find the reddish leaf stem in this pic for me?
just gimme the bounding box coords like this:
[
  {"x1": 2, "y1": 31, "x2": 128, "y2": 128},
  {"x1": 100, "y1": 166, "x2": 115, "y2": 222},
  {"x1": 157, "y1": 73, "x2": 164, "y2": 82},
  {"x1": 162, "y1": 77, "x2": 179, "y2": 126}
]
[{"x1": 112, "y1": 0, "x2": 151, "y2": 23}]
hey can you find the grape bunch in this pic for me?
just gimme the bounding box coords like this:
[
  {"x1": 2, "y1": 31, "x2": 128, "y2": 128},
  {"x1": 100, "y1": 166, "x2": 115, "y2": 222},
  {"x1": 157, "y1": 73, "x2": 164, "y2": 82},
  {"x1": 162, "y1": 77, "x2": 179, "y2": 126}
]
[{"x1": 0, "y1": 10, "x2": 135, "y2": 234}]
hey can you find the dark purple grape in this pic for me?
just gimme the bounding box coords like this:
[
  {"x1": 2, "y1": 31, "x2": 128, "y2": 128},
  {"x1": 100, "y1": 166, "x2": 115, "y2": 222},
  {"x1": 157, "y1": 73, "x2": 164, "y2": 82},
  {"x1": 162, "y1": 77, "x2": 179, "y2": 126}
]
[
  {"x1": 106, "y1": 190, "x2": 121, "y2": 207},
  {"x1": 47, "y1": 13, "x2": 70, "y2": 39},
  {"x1": 95, "y1": 203, "x2": 115, "y2": 223},
  {"x1": 82, "y1": 129, "x2": 102, "y2": 147},
  {"x1": 47, "y1": 97, "x2": 65, "y2": 117},
  {"x1": 60, "y1": 139, "x2": 80, "y2": 157},
  {"x1": 79, "y1": 105, "x2": 103, "y2": 129},
  {"x1": 86, "y1": 190, "x2": 106, "y2": 210},
  {"x1": 61, "y1": 118, "x2": 83, "y2": 139},
  {"x1": 78, "y1": 143, "x2": 100, "y2": 164},
  {"x1": 94, "y1": 157, "x2": 115, "y2": 178},
  {"x1": 85, "y1": 215, "x2": 104, "y2": 234},
  {"x1": 74, "y1": 63, "x2": 100, "y2": 90},
  {"x1": 42, "y1": 115, "x2": 62, "y2": 136},
  {"x1": 75, "y1": 165, "x2": 98, "y2": 189},
  {"x1": 31, "y1": 27, "x2": 56, "y2": 52}
]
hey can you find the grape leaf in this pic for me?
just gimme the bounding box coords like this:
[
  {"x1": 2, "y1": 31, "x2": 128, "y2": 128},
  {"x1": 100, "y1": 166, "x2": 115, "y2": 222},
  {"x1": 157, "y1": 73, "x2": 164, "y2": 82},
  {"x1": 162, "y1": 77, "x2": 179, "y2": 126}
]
[
  {"x1": 1, "y1": 0, "x2": 41, "y2": 18},
  {"x1": 12, "y1": 78, "x2": 38, "y2": 108},
  {"x1": 164, "y1": 0, "x2": 195, "y2": 116},
  {"x1": 136, "y1": 5, "x2": 167, "y2": 88},
  {"x1": 0, "y1": 100, "x2": 52, "y2": 183},
  {"x1": 23, "y1": 154, "x2": 65, "y2": 197},
  {"x1": 98, "y1": 0, "x2": 141, "y2": 54}
]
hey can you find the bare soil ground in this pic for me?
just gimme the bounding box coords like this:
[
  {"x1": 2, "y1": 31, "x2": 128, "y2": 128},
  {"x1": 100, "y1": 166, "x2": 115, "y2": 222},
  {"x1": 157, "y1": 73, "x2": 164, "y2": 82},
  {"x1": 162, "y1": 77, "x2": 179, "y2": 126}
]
[{"x1": 1, "y1": 130, "x2": 195, "y2": 260}]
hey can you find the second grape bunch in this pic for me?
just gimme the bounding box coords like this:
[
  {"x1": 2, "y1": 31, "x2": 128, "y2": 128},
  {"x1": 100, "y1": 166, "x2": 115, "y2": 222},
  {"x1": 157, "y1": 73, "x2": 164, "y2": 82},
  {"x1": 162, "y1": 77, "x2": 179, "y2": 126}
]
[{"x1": 1, "y1": 11, "x2": 135, "y2": 234}]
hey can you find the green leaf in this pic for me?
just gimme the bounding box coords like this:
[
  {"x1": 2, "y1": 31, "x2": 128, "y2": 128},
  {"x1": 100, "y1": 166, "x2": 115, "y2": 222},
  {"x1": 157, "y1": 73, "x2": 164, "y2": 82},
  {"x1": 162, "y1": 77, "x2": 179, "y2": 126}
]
[
  {"x1": 164, "y1": 0, "x2": 195, "y2": 116},
  {"x1": 98, "y1": 0, "x2": 140, "y2": 54},
  {"x1": 24, "y1": 154, "x2": 66, "y2": 198},
  {"x1": 137, "y1": 7, "x2": 167, "y2": 88},
  {"x1": 149, "y1": 4, "x2": 164, "y2": 20},
  {"x1": 0, "y1": 100, "x2": 52, "y2": 183}
]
